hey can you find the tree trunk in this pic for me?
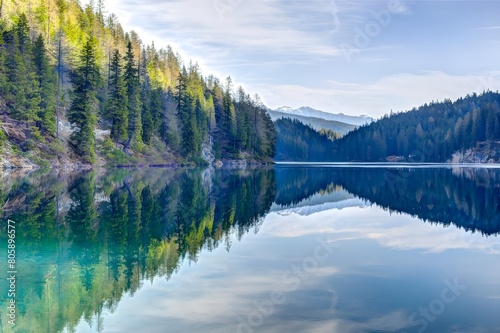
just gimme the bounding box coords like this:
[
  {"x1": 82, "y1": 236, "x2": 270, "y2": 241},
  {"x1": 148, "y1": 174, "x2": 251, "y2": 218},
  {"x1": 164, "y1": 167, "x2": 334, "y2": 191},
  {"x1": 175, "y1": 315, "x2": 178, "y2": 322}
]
[{"x1": 56, "y1": 34, "x2": 62, "y2": 139}]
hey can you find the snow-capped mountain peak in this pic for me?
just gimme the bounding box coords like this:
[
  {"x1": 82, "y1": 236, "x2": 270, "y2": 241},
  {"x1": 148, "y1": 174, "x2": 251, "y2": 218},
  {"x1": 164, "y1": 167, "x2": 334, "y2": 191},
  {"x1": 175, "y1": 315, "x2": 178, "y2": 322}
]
[
  {"x1": 272, "y1": 106, "x2": 373, "y2": 127},
  {"x1": 276, "y1": 106, "x2": 295, "y2": 113}
]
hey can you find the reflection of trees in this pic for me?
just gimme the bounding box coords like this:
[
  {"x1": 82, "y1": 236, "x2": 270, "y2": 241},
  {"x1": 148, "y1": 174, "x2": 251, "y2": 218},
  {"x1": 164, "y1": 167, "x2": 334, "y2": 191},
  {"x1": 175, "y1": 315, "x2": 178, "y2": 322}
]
[
  {"x1": 275, "y1": 166, "x2": 500, "y2": 235},
  {"x1": 275, "y1": 166, "x2": 350, "y2": 206},
  {"x1": 0, "y1": 168, "x2": 275, "y2": 333}
]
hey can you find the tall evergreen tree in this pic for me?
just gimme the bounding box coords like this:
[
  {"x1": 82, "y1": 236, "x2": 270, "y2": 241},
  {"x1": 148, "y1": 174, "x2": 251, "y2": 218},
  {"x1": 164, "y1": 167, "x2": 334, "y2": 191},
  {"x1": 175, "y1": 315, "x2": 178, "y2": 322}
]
[
  {"x1": 123, "y1": 41, "x2": 142, "y2": 147},
  {"x1": 139, "y1": 47, "x2": 153, "y2": 145},
  {"x1": 176, "y1": 67, "x2": 199, "y2": 158},
  {"x1": 106, "y1": 49, "x2": 128, "y2": 142},
  {"x1": 223, "y1": 76, "x2": 236, "y2": 151},
  {"x1": 32, "y1": 34, "x2": 57, "y2": 134},
  {"x1": 67, "y1": 38, "x2": 101, "y2": 163}
]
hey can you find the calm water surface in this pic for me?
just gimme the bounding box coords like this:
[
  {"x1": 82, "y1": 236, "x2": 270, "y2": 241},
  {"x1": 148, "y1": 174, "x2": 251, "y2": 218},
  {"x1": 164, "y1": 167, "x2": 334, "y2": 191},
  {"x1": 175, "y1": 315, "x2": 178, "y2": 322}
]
[{"x1": 1, "y1": 166, "x2": 499, "y2": 333}]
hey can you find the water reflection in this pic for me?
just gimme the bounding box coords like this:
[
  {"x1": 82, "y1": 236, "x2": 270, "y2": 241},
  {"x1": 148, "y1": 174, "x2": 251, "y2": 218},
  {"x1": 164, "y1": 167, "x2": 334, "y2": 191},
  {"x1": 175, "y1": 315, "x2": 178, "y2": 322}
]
[
  {"x1": 0, "y1": 168, "x2": 275, "y2": 332},
  {"x1": 0, "y1": 166, "x2": 499, "y2": 332},
  {"x1": 275, "y1": 166, "x2": 500, "y2": 235}
]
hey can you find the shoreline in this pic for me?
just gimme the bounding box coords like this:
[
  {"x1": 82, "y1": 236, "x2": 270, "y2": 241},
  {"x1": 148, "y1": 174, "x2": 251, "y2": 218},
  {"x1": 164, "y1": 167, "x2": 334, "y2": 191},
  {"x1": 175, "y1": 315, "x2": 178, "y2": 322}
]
[{"x1": 275, "y1": 162, "x2": 500, "y2": 168}]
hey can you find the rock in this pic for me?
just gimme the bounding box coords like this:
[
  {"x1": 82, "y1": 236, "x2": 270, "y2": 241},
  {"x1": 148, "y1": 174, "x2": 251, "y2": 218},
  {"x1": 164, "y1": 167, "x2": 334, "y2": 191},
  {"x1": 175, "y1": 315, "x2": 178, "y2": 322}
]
[
  {"x1": 201, "y1": 135, "x2": 215, "y2": 164},
  {"x1": 1, "y1": 122, "x2": 27, "y2": 142},
  {"x1": 449, "y1": 141, "x2": 500, "y2": 163},
  {"x1": 0, "y1": 152, "x2": 38, "y2": 170}
]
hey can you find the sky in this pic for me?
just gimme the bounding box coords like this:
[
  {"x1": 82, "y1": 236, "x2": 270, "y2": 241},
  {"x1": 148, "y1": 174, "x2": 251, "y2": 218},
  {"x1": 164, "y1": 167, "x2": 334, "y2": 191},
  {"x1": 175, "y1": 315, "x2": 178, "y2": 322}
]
[{"x1": 96, "y1": 0, "x2": 500, "y2": 118}]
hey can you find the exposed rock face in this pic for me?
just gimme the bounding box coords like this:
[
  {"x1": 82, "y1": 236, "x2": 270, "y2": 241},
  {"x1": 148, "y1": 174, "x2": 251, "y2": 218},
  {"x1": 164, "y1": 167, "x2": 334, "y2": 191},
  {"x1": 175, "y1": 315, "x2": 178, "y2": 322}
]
[
  {"x1": 201, "y1": 135, "x2": 215, "y2": 164},
  {"x1": 0, "y1": 150, "x2": 38, "y2": 169},
  {"x1": 1, "y1": 121, "x2": 27, "y2": 142},
  {"x1": 450, "y1": 141, "x2": 500, "y2": 163}
]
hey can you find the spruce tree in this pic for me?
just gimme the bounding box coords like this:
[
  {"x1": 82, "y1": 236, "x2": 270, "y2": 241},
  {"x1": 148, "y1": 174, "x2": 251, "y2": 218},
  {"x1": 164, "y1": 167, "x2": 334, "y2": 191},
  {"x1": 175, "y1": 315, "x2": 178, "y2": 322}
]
[
  {"x1": 140, "y1": 79, "x2": 153, "y2": 145},
  {"x1": 176, "y1": 68, "x2": 189, "y2": 155},
  {"x1": 176, "y1": 68, "x2": 200, "y2": 158},
  {"x1": 107, "y1": 49, "x2": 128, "y2": 142},
  {"x1": 222, "y1": 76, "x2": 236, "y2": 154},
  {"x1": 123, "y1": 41, "x2": 142, "y2": 147},
  {"x1": 32, "y1": 34, "x2": 57, "y2": 134},
  {"x1": 139, "y1": 47, "x2": 154, "y2": 144},
  {"x1": 67, "y1": 38, "x2": 101, "y2": 163}
]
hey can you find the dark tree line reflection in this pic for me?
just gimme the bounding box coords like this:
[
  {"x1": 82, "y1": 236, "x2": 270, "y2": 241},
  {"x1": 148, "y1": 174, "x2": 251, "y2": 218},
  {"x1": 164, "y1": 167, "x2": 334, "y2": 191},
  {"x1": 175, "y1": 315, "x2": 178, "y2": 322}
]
[{"x1": 275, "y1": 166, "x2": 500, "y2": 235}]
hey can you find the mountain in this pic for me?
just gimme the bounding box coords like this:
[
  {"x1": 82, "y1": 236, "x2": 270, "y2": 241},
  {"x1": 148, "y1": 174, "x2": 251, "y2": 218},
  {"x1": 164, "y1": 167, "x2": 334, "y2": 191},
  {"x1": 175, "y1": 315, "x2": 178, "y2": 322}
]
[
  {"x1": 274, "y1": 106, "x2": 373, "y2": 126},
  {"x1": 270, "y1": 190, "x2": 369, "y2": 216},
  {"x1": 268, "y1": 109, "x2": 356, "y2": 135}
]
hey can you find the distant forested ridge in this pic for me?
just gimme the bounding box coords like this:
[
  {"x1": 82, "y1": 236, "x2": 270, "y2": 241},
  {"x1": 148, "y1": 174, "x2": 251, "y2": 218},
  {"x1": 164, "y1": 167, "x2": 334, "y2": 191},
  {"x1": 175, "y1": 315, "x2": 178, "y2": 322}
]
[
  {"x1": 268, "y1": 109, "x2": 356, "y2": 136},
  {"x1": 274, "y1": 118, "x2": 336, "y2": 162},
  {"x1": 331, "y1": 92, "x2": 500, "y2": 162},
  {"x1": 0, "y1": 0, "x2": 276, "y2": 167}
]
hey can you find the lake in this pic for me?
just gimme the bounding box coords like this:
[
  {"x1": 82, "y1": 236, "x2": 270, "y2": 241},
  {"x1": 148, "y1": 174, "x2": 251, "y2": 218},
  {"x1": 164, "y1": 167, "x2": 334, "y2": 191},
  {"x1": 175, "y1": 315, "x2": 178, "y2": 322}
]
[{"x1": 1, "y1": 165, "x2": 499, "y2": 333}]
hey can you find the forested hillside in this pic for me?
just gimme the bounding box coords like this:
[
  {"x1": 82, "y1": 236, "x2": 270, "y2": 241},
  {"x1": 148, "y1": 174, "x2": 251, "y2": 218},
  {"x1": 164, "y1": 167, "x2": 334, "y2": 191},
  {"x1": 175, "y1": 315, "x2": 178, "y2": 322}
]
[
  {"x1": 275, "y1": 92, "x2": 500, "y2": 163},
  {"x1": 331, "y1": 92, "x2": 500, "y2": 162},
  {"x1": 275, "y1": 118, "x2": 335, "y2": 161},
  {"x1": 0, "y1": 0, "x2": 276, "y2": 167}
]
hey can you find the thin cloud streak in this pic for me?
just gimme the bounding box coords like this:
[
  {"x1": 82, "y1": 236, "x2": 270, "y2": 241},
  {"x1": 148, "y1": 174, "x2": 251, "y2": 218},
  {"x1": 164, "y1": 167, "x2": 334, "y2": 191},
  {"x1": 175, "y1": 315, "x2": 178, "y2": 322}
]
[{"x1": 475, "y1": 25, "x2": 500, "y2": 30}]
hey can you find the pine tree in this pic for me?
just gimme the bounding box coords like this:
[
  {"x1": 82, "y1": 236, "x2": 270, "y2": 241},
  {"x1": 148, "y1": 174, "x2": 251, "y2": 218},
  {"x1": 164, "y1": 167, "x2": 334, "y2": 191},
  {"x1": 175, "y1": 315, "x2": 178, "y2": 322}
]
[
  {"x1": 32, "y1": 34, "x2": 56, "y2": 134},
  {"x1": 139, "y1": 47, "x2": 154, "y2": 145},
  {"x1": 176, "y1": 67, "x2": 197, "y2": 157},
  {"x1": 222, "y1": 76, "x2": 236, "y2": 154},
  {"x1": 123, "y1": 41, "x2": 142, "y2": 147},
  {"x1": 149, "y1": 87, "x2": 163, "y2": 136},
  {"x1": 107, "y1": 49, "x2": 128, "y2": 142},
  {"x1": 67, "y1": 38, "x2": 101, "y2": 163},
  {"x1": 140, "y1": 80, "x2": 153, "y2": 144}
]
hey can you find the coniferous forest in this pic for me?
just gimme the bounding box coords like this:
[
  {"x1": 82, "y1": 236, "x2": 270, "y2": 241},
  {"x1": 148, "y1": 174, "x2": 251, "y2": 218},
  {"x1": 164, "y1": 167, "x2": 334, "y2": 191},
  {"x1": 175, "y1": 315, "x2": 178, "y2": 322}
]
[
  {"x1": 0, "y1": 0, "x2": 276, "y2": 167},
  {"x1": 276, "y1": 92, "x2": 500, "y2": 163},
  {"x1": 331, "y1": 92, "x2": 500, "y2": 162},
  {"x1": 274, "y1": 118, "x2": 336, "y2": 162}
]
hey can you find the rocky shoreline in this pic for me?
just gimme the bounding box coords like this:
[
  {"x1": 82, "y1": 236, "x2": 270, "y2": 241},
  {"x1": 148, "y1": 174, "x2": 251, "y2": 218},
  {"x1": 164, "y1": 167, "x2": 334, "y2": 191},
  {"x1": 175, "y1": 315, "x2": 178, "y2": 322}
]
[
  {"x1": 0, "y1": 152, "x2": 274, "y2": 171},
  {"x1": 449, "y1": 141, "x2": 500, "y2": 164}
]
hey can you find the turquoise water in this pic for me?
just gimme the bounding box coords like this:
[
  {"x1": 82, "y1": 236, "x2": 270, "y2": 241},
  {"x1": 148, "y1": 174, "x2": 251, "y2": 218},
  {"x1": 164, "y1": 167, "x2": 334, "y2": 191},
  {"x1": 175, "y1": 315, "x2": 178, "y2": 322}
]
[{"x1": 1, "y1": 166, "x2": 499, "y2": 333}]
